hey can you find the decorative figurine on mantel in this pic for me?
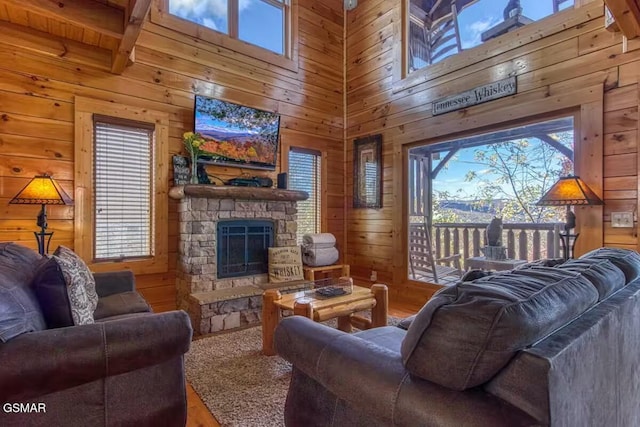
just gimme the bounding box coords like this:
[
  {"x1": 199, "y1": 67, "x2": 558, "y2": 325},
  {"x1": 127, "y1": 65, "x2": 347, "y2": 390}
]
[{"x1": 482, "y1": 217, "x2": 507, "y2": 260}]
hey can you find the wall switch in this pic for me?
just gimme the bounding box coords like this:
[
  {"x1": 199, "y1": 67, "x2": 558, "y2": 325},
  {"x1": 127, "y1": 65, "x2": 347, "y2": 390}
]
[
  {"x1": 370, "y1": 270, "x2": 377, "y2": 281},
  {"x1": 611, "y1": 212, "x2": 634, "y2": 228}
]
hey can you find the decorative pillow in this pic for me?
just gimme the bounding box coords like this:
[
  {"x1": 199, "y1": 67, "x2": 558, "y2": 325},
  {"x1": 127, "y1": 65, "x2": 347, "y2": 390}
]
[
  {"x1": 32, "y1": 247, "x2": 97, "y2": 328},
  {"x1": 54, "y1": 246, "x2": 98, "y2": 314},
  {"x1": 268, "y1": 247, "x2": 304, "y2": 283}
]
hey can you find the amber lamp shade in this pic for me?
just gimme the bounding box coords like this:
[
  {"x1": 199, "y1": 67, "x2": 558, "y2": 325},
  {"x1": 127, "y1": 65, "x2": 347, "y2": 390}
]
[
  {"x1": 10, "y1": 175, "x2": 74, "y2": 255},
  {"x1": 536, "y1": 175, "x2": 603, "y2": 259}
]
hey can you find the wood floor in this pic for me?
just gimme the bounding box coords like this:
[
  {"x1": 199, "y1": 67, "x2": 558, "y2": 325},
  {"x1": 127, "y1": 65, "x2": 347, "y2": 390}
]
[{"x1": 185, "y1": 300, "x2": 421, "y2": 427}]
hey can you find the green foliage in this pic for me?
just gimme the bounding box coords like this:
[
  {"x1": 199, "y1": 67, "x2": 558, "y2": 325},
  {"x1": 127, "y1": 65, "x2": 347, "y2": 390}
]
[
  {"x1": 462, "y1": 133, "x2": 573, "y2": 223},
  {"x1": 432, "y1": 190, "x2": 461, "y2": 223}
]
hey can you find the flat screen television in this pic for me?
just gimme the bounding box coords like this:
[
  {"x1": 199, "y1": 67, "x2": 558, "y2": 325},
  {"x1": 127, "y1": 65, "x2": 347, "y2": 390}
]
[{"x1": 194, "y1": 95, "x2": 281, "y2": 171}]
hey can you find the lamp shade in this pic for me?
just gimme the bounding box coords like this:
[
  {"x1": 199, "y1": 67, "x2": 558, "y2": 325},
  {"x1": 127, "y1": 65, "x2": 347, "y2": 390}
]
[
  {"x1": 10, "y1": 175, "x2": 74, "y2": 205},
  {"x1": 536, "y1": 175, "x2": 604, "y2": 206}
]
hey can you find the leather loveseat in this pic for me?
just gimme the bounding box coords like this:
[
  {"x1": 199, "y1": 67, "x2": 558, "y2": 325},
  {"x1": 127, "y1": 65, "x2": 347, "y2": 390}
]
[
  {"x1": 0, "y1": 243, "x2": 193, "y2": 427},
  {"x1": 275, "y1": 247, "x2": 640, "y2": 426}
]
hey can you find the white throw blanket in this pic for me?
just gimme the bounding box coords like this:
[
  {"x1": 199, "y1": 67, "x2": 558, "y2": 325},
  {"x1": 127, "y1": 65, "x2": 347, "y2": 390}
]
[
  {"x1": 302, "y1": 233, "x2": 336, "y2": 250},
  {"x1": 302, "y1": 247, "x2": 339, "y2": 267}
]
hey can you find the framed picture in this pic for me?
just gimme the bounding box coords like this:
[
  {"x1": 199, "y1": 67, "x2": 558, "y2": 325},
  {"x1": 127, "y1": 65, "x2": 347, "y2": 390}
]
[{"x1": 353, "y1": 134, "x2": 382, "y2": 208}]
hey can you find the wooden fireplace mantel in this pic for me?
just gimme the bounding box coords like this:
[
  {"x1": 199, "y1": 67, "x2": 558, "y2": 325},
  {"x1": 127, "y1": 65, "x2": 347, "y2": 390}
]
[{"x1": 169, "y1": 185, "x2": 309, "y2": 201}]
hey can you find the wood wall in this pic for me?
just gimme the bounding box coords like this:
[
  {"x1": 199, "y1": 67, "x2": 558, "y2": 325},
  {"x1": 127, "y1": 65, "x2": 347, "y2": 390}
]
[
  {"x1": 345, "y1": 0, "x2": 640, "y2": 300},
  {"x1": 0, "y1": 0, "x2": 344, "y2": 311}
]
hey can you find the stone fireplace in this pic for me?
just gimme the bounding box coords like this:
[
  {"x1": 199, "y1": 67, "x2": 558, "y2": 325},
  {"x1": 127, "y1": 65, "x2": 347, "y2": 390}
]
[{"x1": 169, "y1": 185, "x2": 308, "y2": 335}]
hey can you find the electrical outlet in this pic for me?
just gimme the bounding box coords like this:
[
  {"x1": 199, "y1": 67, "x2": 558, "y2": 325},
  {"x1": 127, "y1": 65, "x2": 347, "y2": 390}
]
[
  {"x1": 611, "y1": 212, "x2": 634, "y2": 228},
  {"x1": 370, "y1": 270, "x2": 377, "y2": 281}
]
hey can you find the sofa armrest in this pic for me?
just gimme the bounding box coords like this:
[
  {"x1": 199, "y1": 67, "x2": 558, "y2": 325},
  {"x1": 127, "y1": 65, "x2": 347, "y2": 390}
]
[
  {"x1": 0, "y1": 310, "x2": 192, "y2": 402},
  {"x1": 275, "y1": 316, "x2": 406, "y2": 423},
  {"x1": 275, "y1": 316, "x2": 536, "y2": 426},
  {"x1": 93, "y1": 270, "x2": 135, "y2": 297}
]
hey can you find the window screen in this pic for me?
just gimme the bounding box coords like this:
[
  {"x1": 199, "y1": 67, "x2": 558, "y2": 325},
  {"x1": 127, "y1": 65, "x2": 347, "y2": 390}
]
[
  {"x1": 93, "y1": 117, "x2": 154, "y2": 260},
  {"x1": 288, "y1": 148, "x2": 321, "y2": 244}
]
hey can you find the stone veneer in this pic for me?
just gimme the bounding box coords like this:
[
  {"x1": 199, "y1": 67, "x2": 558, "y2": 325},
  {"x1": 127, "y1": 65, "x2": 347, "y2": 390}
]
[{"x1": 169, "y1": 185, "x2": 308, "y2": 335}]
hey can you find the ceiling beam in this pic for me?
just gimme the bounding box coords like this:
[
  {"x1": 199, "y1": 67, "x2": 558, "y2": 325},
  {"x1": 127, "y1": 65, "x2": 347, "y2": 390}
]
[
  {"x1": 112, "y1": 0, "x2": 152, "y2": 74},
  {"x1": 605, "y1": 0, "x2": 640, "y2": 39},
  {"x1": 0, "y1": 0, "x2": 125, "y2": 39},
  {"x1": 0, "y1": 20, "x2": 112, "y2": 71}
]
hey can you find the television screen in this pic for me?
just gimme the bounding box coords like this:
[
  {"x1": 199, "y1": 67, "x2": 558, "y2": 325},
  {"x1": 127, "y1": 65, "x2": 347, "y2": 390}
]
[{"x1": 194, "y1": 95, "x2": 281, "y2": 170}]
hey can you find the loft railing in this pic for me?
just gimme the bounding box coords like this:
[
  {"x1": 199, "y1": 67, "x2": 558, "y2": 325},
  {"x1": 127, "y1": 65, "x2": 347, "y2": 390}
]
[{"x1": 410, "y1": 222, "x2": 564, "y2": 271}]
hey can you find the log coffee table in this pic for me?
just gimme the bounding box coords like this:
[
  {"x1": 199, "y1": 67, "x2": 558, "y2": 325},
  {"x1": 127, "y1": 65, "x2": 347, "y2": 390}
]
[{"x1": 261, "y1": 283, "x2": 388, "y2": 356}]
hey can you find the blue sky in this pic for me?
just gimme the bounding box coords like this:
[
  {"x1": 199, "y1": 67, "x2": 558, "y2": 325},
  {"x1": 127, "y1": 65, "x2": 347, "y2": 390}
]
[
  {"x1": 416, "y1": 115, "x2": 575, "y2": 199},
  {"x1": 458, "y1": 0, "x2": 574, "y2": 49},
  {"x1": 169, "y1": 0, "x2": 284, "y2": 54},
  {"x1": 427, "y1": 134, "x2": 573, "y2": 199}
]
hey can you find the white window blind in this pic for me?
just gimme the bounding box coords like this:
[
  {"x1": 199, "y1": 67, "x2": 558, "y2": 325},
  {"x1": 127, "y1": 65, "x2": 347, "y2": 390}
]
[
  {"x1": 93, "y1": 117, "x2": 154, "y2": 260},
  {"x1": 289, "y1": 148, "x2": 321, "y2": 244}
]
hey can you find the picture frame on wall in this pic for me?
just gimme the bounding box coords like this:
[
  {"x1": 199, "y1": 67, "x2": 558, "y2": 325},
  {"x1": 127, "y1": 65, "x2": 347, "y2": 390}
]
[{"x1": 353, "y1": 134, "x2": 382, "y2": 209}]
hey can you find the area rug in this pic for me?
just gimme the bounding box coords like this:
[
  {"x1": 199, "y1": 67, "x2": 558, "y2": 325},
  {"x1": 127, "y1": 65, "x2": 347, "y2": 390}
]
[{"x1": 185, "y1": 317, "x2": 401, "y2": 427}]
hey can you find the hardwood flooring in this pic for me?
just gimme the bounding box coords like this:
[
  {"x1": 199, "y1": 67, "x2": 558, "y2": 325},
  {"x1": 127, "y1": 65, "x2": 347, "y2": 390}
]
[{"x1": 185, "y1": 300, "x2": 421, "y2": 427}]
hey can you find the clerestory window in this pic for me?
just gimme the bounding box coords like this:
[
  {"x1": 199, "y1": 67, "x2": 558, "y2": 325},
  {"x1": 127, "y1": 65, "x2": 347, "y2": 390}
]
[
  {"x1": 167, "y1": 0, "x2": 291, "y2": 57},
  {"x1": 407, "y1": 0, "x2": 575, "y2": 73}
]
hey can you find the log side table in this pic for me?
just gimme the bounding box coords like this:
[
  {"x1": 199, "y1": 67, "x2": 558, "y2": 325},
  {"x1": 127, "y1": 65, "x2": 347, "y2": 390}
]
[
  {"x1": 303, "y1": 264, "x2": 350, "y2": 281},
  {"x1": 261, "y1": 283, "x2": 388, "y2": 356}
]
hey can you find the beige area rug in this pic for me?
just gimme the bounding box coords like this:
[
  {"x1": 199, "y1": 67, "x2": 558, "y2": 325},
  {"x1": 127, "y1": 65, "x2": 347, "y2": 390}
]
[{"x1": 186, "y1": 317, "x2": 401, "y2": 427}]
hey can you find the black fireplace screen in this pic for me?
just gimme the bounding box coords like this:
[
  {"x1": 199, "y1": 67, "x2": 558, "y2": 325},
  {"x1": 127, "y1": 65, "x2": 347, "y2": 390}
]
[{"x1": 217, "y1": 220, "x2": 274, "y2": 279}]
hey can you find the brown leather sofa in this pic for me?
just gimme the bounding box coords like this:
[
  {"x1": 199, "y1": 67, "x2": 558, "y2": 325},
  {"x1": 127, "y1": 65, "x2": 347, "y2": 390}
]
[
  {"x1": 0, "y1": 243, "x2": 193, "y2": 427},
  {"x1": 275, "y1": 248, "x2": 640, "y2": 426}
]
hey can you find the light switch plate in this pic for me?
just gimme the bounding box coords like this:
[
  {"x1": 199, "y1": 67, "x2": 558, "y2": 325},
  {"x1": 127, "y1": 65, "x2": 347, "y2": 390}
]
[{"x1": 611, "y1": 212, "x2": 634, "y2": 228}]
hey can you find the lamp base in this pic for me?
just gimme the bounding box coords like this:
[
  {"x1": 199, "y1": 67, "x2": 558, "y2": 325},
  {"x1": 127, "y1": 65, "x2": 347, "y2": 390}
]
[
  {"x1": 559, "y1": 232, "x2": 579, "y2": 260},
  {"x1": 34, "y1": 230, "x2": 53, "y2": 256}
]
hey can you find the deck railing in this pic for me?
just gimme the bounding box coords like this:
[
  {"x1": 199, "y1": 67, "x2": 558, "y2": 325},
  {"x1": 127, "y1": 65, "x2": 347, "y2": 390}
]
[{"x1": 411, "y1": 222, "x2": 564, "y2": 270}]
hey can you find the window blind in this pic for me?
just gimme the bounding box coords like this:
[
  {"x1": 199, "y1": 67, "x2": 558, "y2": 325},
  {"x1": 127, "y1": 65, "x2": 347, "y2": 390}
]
[
  {"x1": 93, "y1": 118, "x2": 154, "y2": 260},
  {"x1": 288, "y1": 148, "x2": 321, "y2": 244}
]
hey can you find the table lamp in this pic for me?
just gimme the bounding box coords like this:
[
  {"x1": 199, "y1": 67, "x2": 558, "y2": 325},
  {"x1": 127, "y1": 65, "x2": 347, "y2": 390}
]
[
  {"x1": 9, "y1": 174, "x2": 74, "y2": 255},
  {"x1": 536, "y1": 175, "x2": 603, "y2": 260}
]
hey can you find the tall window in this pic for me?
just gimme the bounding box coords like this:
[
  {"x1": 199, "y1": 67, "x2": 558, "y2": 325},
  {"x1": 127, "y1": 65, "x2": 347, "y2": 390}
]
[
  {"x1": 288, "y1": 148, "x2": 321, "y2": 243},
  {"x1": 407, "y1": 0, "x2": 574, "y2": 72},
  {"x1": 169, "y1": 0, "x2": 289, "y2": 56},
  {"x1": 407, "y1": 116, "x2": 574, "y2": 283},
  {"x1": 75, "y1": 97, "x2": 169, "y2": 274},
  {"x1": 93, "y1": 118, "x2": 154, "y2": 260}
]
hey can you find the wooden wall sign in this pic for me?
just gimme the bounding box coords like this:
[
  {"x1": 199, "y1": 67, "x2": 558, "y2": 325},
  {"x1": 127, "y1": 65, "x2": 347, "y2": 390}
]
[
  {"x1": 432, "y1": 77, "x2": 517, "y2": 116},
  {"x1": 172, "y1": 155, "x2": 190, "y2": 185}
]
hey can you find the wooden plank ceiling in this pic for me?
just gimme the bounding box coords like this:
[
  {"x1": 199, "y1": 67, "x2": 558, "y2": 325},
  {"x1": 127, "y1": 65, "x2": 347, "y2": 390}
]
[{"x1": 0, "y1": 0, "x2": 151, "y2": 74}]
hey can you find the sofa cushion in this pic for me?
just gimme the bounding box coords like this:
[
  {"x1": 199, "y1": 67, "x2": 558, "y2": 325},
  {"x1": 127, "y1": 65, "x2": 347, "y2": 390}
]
[
  {"x1": 555, "y1": 258, "x2": 626, "y2": 301},
  {"x1": 579, "y1": 247, "x2": 640, "y2": 284},
  {"x1": 401, "y1": 267, "x2": 598, "y2": 391},
  {"x1": 33, "y1": 256, "x2": 95, "y2": 328},
  {"x1": 93, "y1": 291, "x2": 151, "y2": 320},
  {"x1": 0, "y1": 243, "x2": 46, "y2": 342}
]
